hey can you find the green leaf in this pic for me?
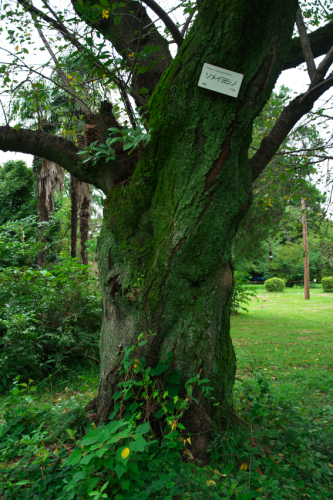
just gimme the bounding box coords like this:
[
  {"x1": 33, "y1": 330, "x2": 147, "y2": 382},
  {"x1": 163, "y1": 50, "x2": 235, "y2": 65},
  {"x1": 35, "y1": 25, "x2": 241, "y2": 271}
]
[
  {"x1": 135, "y1": 422, "x2": 150, "y2": 434},
  {"x1": 115, "y1": 462, "x2": 127, "y2": 479},
  {"x1": 105, "y1": 419, "x2": 127, "y2": 434},
  {"x1": 129, "y1": 437, "x2": 148, "y2": 452},
  {"x1": 136, "y1": 66, "x2": 149, "y2": 75},
  {"x1": 80, "y1": 453, "x2": 94, "y2": 465},
  {"x1": 75, "y1": 1, "x2": 83, "y2": 14},
  {"x1": 87, "y1": 477, "x2": 99, "y2": 494},
  {"x1": 155, "y1": 409, "x2": 164, "y2": 419},
  {"x1": 138, "y1": 87, "x2": 149, "y2": 94},
  {"x1": 104, "y1": 456, "x2": 114, "y2": 470},
  {"x1": 81, "y1": 428, "x2": 102, "y2": 446},
  {"x1": 185, "y1": 375, "x2": 199, "y2": 386},
  {"x1": 138, "y1": 339, "x2": 148, "y2": 347},
  {"x1": 167, "y1": 371, "x2": 180, "y2": 385},
  {"x1": 127, "y1": 461, "x2": 139, "y2": 474},
  {"x1": 66, "y1": 448, "x2": 82, "y2": 466},
  {"x1": 120, "y1": 479, "x2": 130, "y2": 491},
  {"x1": 95, "y1": 445, "x2": 108, "y2": 458}
]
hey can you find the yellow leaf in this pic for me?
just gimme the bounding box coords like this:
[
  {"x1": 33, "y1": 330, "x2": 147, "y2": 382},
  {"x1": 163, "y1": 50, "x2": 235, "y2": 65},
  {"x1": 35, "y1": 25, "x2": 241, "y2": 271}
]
[
  {"x1": 329, "y1": 463, "x2": 333, "y2": 468},
  {"x1": 15, "y1": 45, "x2": 19, "y2": 51},
  {"x1": 121, "y1": 447, "x2": 130, "y2": 459},
  {"x1": 240, "y1": 461, "x2": 248, "y2": 471},
  {"x1": 102, "y1": 9, "x2": 109, "y2": 18},
  {"x1": 26, "y1": 33, "x2": 31, "y2": 36},
  {"x1": 214, "y1": 469, "x2": 227, "y2": 478},
  {"x1": 128, "y1": 52, "x2": 135, "y2": 57},
  {"x1": 257, "y1": 488, "x2": 263, "y2": 492},
  {"x1": 183, "y1": 448, "x2": 194, "y2": 459},
  {"x1": 206, "y1": 480, "x2": 216, "y2": 487},
  {"x1": 186, "y1": 437, "x2": 191, "y2": 444}
]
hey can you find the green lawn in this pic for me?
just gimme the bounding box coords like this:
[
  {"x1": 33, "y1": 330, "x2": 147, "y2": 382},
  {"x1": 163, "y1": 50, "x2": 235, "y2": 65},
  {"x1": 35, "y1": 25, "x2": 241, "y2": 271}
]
[
  {"x1": 1, "y1": 286, "x2": 333, "y2": 500},
  {"x1": 232, "y1": 286, "x2": 333, "y2": 410}
]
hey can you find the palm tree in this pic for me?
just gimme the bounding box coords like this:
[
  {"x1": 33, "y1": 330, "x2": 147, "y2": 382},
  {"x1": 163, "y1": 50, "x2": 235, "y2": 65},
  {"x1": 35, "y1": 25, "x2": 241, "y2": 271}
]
[{"x1": 34, "y1": 157, "x2": 64, "y2": 267}]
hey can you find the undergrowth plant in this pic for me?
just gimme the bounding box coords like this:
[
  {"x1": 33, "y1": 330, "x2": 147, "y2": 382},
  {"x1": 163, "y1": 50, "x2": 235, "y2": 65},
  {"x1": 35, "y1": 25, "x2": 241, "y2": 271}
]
[
  {"x1": 231, "y1": 271, "x2": 258, "y2": 313},
  {"x1": 0, "y1": 254, "x2": 101, "y2": 389},
  {"x1": 1, "y1": 337, "x2": 333, "y2": 499}
]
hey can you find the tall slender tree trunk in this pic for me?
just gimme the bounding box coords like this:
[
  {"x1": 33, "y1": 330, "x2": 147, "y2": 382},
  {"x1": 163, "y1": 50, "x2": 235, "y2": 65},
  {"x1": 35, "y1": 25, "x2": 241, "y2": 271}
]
[
  {"x1": 35, "y1": 157, "x2": 63, "y2": 267},
  {"x1": 70, "y1": 175, "x2": 78, "y2": 259},
  {"x1": 79, "y1": 194, "x2": 90, "y2": 265},
  {"x1": 92, "y1": 0, "x2": 298, "y2": 456},
  {"x1": 301, "y1": 197, "x2": 310, "y2": 299}
]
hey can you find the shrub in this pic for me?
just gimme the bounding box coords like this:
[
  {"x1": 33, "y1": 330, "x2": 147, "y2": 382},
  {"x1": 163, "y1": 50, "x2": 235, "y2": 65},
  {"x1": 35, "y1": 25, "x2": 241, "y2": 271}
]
[
  {"x1": 322, "y1": 276, "x2": 333, "y2": 292},
  {"x1": 0, "y1": 254, "x2": 102, "y2": 389},
  {"x1": 231, "y1": 271, "x2": 258, "y2": 313},
  {"x1": 0, "y1": 336, "x2": 220, "y2": 500},
  {"x1": 264, "y1": 277, "x2": 285, "y2": 292}
]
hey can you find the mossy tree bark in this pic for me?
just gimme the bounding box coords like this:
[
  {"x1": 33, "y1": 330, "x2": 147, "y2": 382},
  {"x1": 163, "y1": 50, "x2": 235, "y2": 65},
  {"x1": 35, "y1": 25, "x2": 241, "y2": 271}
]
[{"x1": 94, "y1": 0, "x2": 298, "y2": 453}]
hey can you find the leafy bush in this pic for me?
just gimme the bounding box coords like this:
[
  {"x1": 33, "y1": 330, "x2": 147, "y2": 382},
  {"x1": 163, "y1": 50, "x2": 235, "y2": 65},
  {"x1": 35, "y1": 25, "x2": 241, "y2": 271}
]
[
  {"x1": 0, "y1": 160, "x2": 37, "y2": 226},
  {"x1": 2, "y1": 349, "x2": 333, "y2": 499},
  {"x1": 0, "y1": 254, "x2": 101, "y2": 389},
  {"x1": 264, "y1": 276, "x2": 285, "y2": 292},
  {"x1": 0, "y1": 336, "x2": 222, "y2": 500},
  {"x1": 322, "y1": 276, "x2": 333, "y2": 293},
  {"x1": 231, "y1": 271, "x2": 258, "y2": 313}
]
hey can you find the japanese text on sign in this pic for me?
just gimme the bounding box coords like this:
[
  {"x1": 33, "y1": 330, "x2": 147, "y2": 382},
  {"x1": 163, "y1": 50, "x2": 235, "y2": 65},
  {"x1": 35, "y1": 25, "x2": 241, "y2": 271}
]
[{"x1": 198, "y1": 63, "x2": 244, "y2": 98}]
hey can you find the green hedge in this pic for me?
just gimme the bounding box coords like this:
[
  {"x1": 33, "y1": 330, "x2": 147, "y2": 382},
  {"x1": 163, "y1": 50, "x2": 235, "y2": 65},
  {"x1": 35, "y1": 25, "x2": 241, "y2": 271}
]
[
  {"x1": 265, "y1": 277, "x2": 285, "y2": 292},
  {"x1": 322, "y1": 276, "x2": 333, "y2": 293}
]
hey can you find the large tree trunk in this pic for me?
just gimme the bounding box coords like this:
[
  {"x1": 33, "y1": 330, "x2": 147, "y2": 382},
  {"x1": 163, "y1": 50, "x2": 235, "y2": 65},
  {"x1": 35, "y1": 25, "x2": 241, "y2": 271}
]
[{"x1": 93, "y1": 0, "x2": 298, "y2": 456}]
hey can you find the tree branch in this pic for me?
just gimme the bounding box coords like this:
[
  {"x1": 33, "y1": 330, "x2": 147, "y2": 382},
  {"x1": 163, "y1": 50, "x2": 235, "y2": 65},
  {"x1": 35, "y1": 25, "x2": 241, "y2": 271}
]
[
  {"x1": 310, "y1": 44, "x2": 333, "y2": 87},
  {"x1": 181, "y1": 11, "x2": 195, "y2": 37},
  {"x1": 250, "y1": 75, "x2": 333, "y2": 182},
  {"x1": 0, "y1": 47, "x2": 93, "y2": 112},
  {"x1": 283, "y1": 21, "x2": 333, "y2": 70},
  {"x1": 34, "y1": 24, "x2": 91, "y2": 114},
  {"x1": 295, "y1": 4, "x2": 316, "y2": 80},
  {"x1": 142, "y1": 0, "x2": 183, "y2": 47},
  {"x1": 0, "y1": 125, "x2": 138, "y2": 193},
  {"x1": 70, "y1": 0, "x2": 173, "y2": 98},
  {"x1": 16, "y1": 0, "x2": 147, "y2": 109}
]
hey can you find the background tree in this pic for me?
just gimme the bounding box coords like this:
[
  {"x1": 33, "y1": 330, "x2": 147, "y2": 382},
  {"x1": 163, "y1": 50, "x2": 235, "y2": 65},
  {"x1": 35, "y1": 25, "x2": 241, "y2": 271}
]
[
  {"x1": 1, "y1": 0, "x2": 333, "y2": 456},
  {"x1": 0, "y1": 159, "x2": 36, "y2": 225}
]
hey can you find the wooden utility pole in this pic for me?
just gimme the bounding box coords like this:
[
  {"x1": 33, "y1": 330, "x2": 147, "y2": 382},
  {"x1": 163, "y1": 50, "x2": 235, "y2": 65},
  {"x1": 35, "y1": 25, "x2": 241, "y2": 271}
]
[{"x1": 301, "y1": 198, "x2": 310, "y2": 300}]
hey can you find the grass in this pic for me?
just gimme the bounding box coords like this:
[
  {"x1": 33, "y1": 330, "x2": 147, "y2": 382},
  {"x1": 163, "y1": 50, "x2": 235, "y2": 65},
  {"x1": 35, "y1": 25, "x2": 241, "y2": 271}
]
[
  {"x1": 1, "y1": 287, "x2": 333, "y2": 499},
  {"x1": 232, "y1": 285, "x2": 333, "y2": 411}
]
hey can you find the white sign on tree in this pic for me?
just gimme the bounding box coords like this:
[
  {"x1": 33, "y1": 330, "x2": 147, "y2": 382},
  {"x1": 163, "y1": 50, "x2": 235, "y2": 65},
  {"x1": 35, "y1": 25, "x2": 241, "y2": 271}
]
[{"x1": 198, "y1": 63, "x2": 244, "y2": 98}]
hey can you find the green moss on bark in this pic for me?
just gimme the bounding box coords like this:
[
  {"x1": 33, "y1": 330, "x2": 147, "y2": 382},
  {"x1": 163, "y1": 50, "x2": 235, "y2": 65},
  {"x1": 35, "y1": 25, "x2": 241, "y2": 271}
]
[{"x1": 96, "y1": 0, "x2": 298, "y2": 435}]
